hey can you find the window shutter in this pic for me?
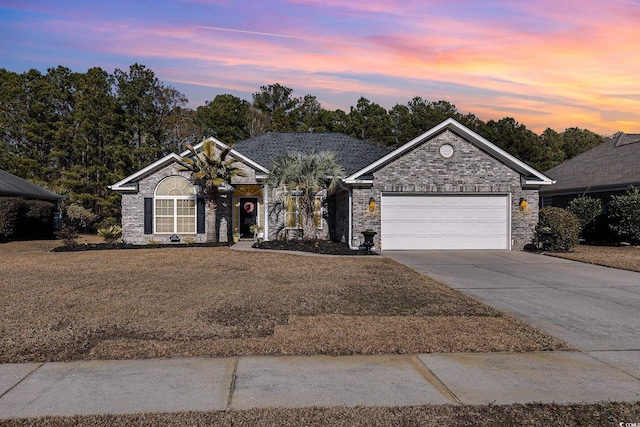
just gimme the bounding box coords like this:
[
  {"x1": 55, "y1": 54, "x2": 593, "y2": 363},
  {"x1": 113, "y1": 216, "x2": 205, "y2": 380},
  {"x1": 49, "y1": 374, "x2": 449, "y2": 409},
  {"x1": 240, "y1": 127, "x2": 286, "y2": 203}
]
[
  {"x1": 285, "y1": 195, "x2": 297, "y2": 228},
  {"x1": 144, "y1": 198, "x2": 153, "y2": 234},
  {"x1": 314, "y1": 196, "x2": 322, "y2": 229},
  {"x1": 197, "y1": 197, "x2": 205, "y2": 234}
]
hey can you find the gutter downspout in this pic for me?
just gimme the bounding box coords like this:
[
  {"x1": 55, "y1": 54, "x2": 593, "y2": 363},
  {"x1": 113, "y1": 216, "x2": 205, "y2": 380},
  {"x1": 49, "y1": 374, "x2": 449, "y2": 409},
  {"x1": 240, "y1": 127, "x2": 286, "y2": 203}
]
[
  {"x1": 263, "y1": 183, "x2": 269, "y2": 240},
  {"x1": 348, "y1": 188, "x2": 357, "y2": 249}
]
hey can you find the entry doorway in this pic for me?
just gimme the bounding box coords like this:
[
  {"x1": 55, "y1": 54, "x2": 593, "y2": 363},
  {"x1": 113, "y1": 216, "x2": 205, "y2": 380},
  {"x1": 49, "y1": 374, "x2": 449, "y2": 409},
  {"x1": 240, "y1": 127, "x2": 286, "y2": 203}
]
[{"x1": 239, "y1": 197, "x2": 258, "y2": 238}]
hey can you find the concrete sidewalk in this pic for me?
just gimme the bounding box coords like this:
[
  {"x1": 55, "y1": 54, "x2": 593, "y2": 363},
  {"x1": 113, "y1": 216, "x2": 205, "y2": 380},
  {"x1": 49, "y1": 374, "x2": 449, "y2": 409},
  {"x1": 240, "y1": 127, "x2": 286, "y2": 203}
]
[{"x1": 2, "y1": 351, "x2": 640, "y2": 419}]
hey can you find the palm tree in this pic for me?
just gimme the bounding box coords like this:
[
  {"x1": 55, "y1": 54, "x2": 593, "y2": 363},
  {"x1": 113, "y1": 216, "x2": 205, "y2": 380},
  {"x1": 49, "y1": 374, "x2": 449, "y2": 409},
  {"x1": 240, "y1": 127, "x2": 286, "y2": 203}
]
[
  {"x1": 267, "y1": 151, "x2": 344, "y2": 240},
  {"x1": 179, "y1": 139, "x2": 245, "y2": 242}
]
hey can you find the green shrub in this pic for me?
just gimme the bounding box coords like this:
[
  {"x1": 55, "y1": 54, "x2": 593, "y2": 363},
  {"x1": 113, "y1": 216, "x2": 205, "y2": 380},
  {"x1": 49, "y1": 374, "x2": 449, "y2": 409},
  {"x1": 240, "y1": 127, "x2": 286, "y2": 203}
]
[
  {"x1": 65, "y1": 203, "x2": 97, "y2": 231},
  {"x1": 0, "y1": 197, "x2": 21, "y2": 239},
  {"x1": 608, "y1": 187, "x2": 640, "y2": 244},
  {"x1": 55, "y1": 225, "x2": 79, "y2": 247},
  {"x1": 97, "y1": 224, "x2": 122, "y2": 244},
  {"x1": 0, "y1": 197, "x2": 56, "y2": 239},
  {"x1": 22, "y1": 200, "x2": 55, "y2": 238},
  {"x1": 536, "y1": 207, "x2": 579, "y2": 251},
  {"x1": 567, "y1": 195, "x2": 602, "y2": 238},
  {"x1": 94, "y1": 216, "x2": 118, "y2": 230}
]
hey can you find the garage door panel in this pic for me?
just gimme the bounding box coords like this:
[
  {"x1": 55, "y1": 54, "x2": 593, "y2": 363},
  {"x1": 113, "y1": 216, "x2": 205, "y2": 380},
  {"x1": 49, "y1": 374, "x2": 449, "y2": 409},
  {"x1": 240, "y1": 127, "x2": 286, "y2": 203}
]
[{"x1": 381, "y1": 195, "x2": 510, "y2": 250}]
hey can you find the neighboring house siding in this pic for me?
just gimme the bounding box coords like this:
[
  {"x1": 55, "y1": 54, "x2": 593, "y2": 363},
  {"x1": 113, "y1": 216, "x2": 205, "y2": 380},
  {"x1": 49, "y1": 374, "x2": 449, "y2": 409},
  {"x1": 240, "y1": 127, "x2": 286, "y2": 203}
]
[{"x1": 354, "y1": 130, "x2": 538, "y2": 250}]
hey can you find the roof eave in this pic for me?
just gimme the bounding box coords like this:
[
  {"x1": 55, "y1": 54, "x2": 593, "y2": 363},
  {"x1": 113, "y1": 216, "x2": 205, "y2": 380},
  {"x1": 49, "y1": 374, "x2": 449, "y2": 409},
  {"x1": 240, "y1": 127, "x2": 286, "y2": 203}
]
[
  {"x1": 109, "y1": 153, "x2": 183, "y2": 192},
  {"x1": 342, "y1": 179, "x2": 374, "y2": 185},
  {"x1": 540, "y1": 181, "x2": 640, "y2": 196},
  {"x1": 0, "y1": 190, "x2": 64, "y2": 200},
  {"x1": 522, "y1": 177, "x2": 556, "y2": 188}
]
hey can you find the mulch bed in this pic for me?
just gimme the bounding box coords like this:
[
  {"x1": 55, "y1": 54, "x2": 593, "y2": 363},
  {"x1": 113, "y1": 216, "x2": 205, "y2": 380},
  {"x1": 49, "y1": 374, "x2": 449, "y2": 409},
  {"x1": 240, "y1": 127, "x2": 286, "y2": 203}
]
[
  {"x1": 51, "y1": 242, "x2": 230, "y2": 252},
  {"x1": 252, "y1": 239, "x2": 374, "y2": 255},
  {"x1": 50, "y1": 239, "x2": 368, "y2": 255}
]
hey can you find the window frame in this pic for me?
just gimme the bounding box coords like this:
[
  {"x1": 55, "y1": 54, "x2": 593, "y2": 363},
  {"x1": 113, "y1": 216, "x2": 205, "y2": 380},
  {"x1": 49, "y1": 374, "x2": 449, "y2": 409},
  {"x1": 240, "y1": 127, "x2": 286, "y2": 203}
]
[
  {"x1": 285, "y1": 191, "x2": 323, "y2": 230},
  {"x1": 154, "y1": 176, "x2": 197, "y2": 234}
]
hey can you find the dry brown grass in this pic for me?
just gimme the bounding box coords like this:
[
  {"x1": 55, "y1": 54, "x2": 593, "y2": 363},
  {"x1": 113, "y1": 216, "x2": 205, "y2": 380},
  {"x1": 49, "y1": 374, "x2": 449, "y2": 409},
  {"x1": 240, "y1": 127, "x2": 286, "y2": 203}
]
[
  {"x1": 0, "y1": 240, "x2": 570, "y2": 363},
  {"x1": 548, "y1": 244, "x2": 640, "y2": 272},
  {"x1": 3, "y1": 402, "x2": 639, "y2": 427}
]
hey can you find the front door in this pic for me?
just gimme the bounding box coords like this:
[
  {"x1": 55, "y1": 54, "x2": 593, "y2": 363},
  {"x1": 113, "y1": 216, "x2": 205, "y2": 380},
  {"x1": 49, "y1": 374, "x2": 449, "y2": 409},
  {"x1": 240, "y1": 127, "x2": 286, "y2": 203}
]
[{"x1": 239, "y1": 197, "x2": 258, "y2": 238}]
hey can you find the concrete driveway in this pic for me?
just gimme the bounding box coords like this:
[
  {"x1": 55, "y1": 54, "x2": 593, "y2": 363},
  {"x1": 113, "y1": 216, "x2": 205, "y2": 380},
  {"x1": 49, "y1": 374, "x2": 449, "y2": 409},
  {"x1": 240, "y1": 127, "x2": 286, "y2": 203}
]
[{"x1": 384, "y1": 250, "x2": 640, "y2": 378}]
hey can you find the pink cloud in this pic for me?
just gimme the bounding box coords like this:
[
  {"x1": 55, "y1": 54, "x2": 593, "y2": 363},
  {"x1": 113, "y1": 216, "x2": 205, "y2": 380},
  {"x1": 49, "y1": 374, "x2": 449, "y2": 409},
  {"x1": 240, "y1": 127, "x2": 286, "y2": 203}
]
[{"x1": 13, "y1": 0, "x2": 640, "y2": 134}]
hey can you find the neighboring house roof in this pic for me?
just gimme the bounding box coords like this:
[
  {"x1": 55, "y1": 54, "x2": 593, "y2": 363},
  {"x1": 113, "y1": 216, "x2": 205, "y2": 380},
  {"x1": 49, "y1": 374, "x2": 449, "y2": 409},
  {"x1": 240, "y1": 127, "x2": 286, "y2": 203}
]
[
  {"x1": 0, "y1": 169, "x2": 64, "y2": 201},
  {"x1": 541, "y1": 133, "x2": 640, "y2": 195},
  {"x1": 346, "y1": 118, "x2": 555, "y2": 186},
  {"x1": 232, "y1": 132, "x2": 392, "y2": 176}
]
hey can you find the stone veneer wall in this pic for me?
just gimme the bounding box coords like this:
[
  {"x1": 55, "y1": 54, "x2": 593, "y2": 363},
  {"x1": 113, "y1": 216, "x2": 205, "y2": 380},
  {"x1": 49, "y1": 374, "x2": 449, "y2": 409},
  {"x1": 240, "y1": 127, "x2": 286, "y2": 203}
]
[{"x1": 351, "y1": 130, "x2": 539, "y2": 251}]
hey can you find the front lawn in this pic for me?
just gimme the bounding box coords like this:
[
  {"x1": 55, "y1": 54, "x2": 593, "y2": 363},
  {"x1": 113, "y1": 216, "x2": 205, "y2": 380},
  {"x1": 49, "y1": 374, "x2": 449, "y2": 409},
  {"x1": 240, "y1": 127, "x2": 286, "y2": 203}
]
[
  {"x1": 547, "y1": 244, "x2": 640, "y2": 272},
  {"x1": 0, "y1": 240, "x2": 570, "y2": 363}
]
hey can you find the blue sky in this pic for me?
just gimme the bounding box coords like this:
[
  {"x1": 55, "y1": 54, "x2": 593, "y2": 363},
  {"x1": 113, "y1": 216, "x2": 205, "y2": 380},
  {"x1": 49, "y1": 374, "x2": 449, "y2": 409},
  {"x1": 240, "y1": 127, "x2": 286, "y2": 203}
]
[{"x1": 2, "y1": 0, "x2": 640, "y2": 134}]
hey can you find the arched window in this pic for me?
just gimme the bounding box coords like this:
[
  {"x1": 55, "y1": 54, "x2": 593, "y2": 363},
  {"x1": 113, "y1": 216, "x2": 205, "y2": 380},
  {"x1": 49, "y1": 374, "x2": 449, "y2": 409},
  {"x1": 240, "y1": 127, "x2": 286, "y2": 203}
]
[{"x1": 154, "y1": 176, "x2": 196, "y2": 233}]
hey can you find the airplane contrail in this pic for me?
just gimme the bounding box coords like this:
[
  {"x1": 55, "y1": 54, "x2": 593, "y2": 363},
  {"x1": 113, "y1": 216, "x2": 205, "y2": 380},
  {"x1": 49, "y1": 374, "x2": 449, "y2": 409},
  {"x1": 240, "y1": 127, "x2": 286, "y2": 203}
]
[{"x1": 195, "y1": 25, "x2": 363, "y2": 45}]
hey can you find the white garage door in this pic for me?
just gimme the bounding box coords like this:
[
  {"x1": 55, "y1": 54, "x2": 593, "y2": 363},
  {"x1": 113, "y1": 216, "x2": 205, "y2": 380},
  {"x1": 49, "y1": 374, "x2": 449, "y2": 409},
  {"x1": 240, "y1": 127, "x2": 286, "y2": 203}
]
[{"x1": 381, "y1": 194, "x2": 510, "y2": 250}]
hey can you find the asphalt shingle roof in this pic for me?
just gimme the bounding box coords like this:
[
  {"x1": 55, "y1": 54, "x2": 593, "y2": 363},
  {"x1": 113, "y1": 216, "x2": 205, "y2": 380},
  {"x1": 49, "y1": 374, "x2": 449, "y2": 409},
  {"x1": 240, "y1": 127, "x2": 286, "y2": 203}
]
[
  {"x1": 233, "y1": 132, "x2": 392, "y2": 176},
  {"x1": 0, "y1": 169, "x2": 64, "y2": 200},
  {"x1": 542, "y1": 133, "x2": 640, "y2": 193}
]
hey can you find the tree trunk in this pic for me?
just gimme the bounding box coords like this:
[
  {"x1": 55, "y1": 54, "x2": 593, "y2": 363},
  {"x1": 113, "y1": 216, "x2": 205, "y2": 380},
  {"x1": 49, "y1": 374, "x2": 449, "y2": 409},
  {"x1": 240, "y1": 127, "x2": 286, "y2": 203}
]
[
  {"x1": 301, "y1": 197, "x2": 318, "y2": 241},
  {"x1": 205, "y1": 199, "x2": 217, "y2": 243}
]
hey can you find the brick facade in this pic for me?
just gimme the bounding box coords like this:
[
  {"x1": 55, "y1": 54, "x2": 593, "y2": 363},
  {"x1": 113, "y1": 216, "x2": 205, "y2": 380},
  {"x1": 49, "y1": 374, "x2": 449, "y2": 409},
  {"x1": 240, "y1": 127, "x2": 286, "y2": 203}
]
[
  {"x1": 350, "y1": 130, "x2": 538, "y2": 250},
  {"x1": 116, "y1": 126, "x2": 544, "y2": 250},
  {"x1": 120, "y1": 164, "x2": 196, "y2": 244},
  {"x1": 120, "y1": 160, "x2": 258, "y2": 245}
]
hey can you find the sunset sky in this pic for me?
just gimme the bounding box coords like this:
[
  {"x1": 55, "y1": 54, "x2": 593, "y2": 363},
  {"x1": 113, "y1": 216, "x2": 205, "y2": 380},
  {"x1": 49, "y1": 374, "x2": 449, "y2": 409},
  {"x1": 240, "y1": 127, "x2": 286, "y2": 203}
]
[{"x1": 2, "y1": 0, "x2": 639, "y2": 135}]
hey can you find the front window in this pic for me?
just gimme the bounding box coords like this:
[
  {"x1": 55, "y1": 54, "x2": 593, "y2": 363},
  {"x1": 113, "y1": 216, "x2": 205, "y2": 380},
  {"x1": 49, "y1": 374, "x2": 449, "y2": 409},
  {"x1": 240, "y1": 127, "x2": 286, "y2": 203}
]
[
  {"x1": 285, "y1": 193, "x2": 322, "y2": 229},
  {"x1": 154, "y1": 176, "x2": 196, "y2": 233}
]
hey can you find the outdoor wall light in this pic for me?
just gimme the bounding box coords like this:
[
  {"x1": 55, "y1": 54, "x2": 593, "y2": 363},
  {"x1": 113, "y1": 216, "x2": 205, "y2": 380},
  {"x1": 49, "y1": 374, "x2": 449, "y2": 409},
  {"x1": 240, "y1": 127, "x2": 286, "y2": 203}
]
[
  {"x1": 368, "y1": 197, "x2": 376, "y2": 211},
  {"x1": 519, "y1": 197, "x2": 529, "y2": 212}
]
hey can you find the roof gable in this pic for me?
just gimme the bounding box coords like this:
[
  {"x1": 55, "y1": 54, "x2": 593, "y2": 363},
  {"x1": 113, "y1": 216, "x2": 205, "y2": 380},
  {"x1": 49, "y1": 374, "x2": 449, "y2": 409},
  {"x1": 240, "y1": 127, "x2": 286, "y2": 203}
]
[
  {"x1": 0, "y1": 169, "x2": 63, "y2": 200},
  {"x1": 346, "y1": 118, "x2": 554, "y2": 186},
  {"x1": 543, "y1": 132, "x2": 640, "y2": 193},
  {"x1": 109, "y1": 153, "x2": 184, "y2": 192},
  {"x1": 110, "y1": 136, "x2": 269, "y2": 192}
]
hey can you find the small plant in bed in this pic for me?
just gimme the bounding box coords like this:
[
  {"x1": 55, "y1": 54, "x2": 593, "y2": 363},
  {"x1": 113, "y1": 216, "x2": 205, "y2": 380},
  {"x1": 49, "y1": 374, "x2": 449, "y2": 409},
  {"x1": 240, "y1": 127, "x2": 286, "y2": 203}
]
[{"x1": 97, "y1": 224, "x2": 122, "y2": 244}]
